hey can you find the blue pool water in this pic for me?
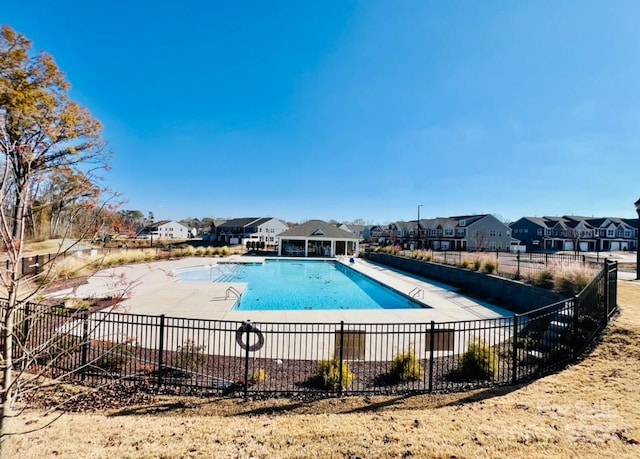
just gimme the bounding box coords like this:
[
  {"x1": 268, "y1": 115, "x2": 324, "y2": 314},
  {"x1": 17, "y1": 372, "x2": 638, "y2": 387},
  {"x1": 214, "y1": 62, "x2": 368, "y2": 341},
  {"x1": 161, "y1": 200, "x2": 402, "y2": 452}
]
[{"x1": 176, "y1": 260, "x2": 424, "y2": 311}]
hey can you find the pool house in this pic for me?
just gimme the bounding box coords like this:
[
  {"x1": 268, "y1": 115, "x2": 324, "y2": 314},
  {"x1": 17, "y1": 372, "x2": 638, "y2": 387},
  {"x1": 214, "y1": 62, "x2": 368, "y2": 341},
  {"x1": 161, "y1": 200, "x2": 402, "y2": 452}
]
[{"x1": 277, "y1": 220, "x2": 361, "y2": 257}]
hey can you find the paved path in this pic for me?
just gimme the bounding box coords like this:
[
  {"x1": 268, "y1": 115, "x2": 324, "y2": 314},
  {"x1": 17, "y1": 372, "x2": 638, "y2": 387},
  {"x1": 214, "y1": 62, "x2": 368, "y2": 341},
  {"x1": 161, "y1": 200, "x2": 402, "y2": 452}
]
[{"x1": 47, "y1": 256, "x2": 513, "y2": 324}]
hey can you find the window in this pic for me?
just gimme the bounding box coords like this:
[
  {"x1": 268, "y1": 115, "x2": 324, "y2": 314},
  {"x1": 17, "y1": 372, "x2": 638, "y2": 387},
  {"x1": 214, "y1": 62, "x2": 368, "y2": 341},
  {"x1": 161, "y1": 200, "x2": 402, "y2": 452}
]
[
  {"x1": 444, "y1": 229, "x2": 453, "y2": 236},
  {"x1": 524, "y1": 229, "x2": 528, "y2": 233},
  {"x1": 607, "y1": 230, "x2": 615, "y2": 237},
  {"x1": 498, "y1": 231, "x2": 502, "y2": 237},
  {"x1": 537, "y1": 229, "x2": 543, "y2": 236},
  {"x1": 489, "y1": 230, "x2": 496, "y2": 237}
]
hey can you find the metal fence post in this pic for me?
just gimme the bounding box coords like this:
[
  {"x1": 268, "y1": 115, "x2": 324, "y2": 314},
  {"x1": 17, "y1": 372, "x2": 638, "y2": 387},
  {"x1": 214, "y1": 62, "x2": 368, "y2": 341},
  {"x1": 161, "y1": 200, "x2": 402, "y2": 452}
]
[
  {"x1": 572, "y1": 296, "x2": 580, "y2": 359},
  {"x1": 244, "y1": 323, "x2": 251, "y2": 398},
  {"x1": 516, "y1": 252, "x2": 521, "y2": 280},
  {"x1": 81, "y1": 311, "x2": 89, "y2": 381},
  {"x1": 428, "y1": 321, "x2": 435, "y2": 393},
  {"x1": 22, "y1": 302, "x2": 31, "y2": 348},
  {"x1": 157, "y1": 314, "x2": 165, "y2": 390},
  {"x1": 603, "y1": 261, "x2": 610, "y2": 323},
  {"x1": 338, "y1": 321, "x2": 345, "y2": 395},
  {"x1": 512, "y1": 314, "x2": 519, "y2": 384}
]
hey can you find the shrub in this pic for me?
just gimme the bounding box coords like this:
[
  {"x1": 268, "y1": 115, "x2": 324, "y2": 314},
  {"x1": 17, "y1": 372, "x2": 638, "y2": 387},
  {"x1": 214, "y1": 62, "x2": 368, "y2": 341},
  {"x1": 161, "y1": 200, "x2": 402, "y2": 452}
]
[
  {"x1": 459, "y1": 339, "x2": 498, "y2": 380},
  {"x1": 317, "y1": 359, "x2": 354, "y2": 390},
  {"x1": 182, "y1": 245, "x2": 196, "y2": 257},
  {"x1": 389, "y1": 350, "x2": 424, "y2": 382},
  {"x1": 219, "y1": 246, "x2": 230, "y2": 257},
  {"x1": 173, "y1": 340, "x2": 207, "y2": 372},
  {"x1": 460, "y1": 259, "x2": 470, "y2": 269},
  {"x1": 94, "y1": 343, "x2": 132, "y2": 373},
  {"x1": 482, "y1": 261, "x2": 496, "y2": 274},
  {"x1": 554, "y1": 269, "x2": 592, "y2": 295},
  {"x1": 472, "y1": 259, "x2": 481, "y2": 271},
  {"x1": 534, "y1": 270, "x2": 554, "y2": 289},
  {"x1": 64, "y1": 298, "x2": 90, "y2": 311},
  {"x1": 252, "y1": 368, "x2": 268, "y2": 383}
]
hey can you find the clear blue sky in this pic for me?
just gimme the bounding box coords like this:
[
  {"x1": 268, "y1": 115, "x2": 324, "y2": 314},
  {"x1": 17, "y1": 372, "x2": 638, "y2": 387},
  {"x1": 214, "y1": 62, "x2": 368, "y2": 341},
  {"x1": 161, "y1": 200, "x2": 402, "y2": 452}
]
[{"x1": 4, "y1": 1, "x2": 640, "y2": 223}]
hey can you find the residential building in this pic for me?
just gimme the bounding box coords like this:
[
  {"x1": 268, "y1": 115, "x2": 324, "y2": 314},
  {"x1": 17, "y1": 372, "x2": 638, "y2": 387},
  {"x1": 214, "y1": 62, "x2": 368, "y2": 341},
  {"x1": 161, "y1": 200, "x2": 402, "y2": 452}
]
[
  {"x1": 510, "y1": 216, "x2": 639, "y2": 252},
  {"x1": 216, "y1": 217, "x2": 289, "y2": 245},
  {"x1": 339, "y1": 223, "x2": 366, "y2": 241},
  {"x1": 364, "y1": 225, "x2": 389, "y2": 244},
  {"x1": 388, "y1": 221, "x2": 420, "y2": 247},
  {"x1": 423, "y1": 214, "x2": 512, "y2": 251},
  {"x1": 137, "y1": 220, "x2": 190, "y2": 239},
  {"x1": 383, "y1": 215, "x2": 512, "y2": 251}
]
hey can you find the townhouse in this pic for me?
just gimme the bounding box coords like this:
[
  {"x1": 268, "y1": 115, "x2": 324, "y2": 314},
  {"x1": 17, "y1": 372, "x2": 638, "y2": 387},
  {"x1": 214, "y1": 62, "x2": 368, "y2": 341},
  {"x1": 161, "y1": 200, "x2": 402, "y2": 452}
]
[{"x1": 510, "y1": 216, "x2": 639, "y2": 252}]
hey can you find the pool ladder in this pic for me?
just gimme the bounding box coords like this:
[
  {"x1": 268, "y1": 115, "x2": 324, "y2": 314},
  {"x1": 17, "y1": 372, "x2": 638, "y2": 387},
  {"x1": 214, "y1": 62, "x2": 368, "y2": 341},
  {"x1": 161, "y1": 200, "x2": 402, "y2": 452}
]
[
  {"x1": 409, "y1": 286, "x2": 424, "y2": 300},
  {"x1": 226, "y1": 286, "x2": 242, "y2": 300}
]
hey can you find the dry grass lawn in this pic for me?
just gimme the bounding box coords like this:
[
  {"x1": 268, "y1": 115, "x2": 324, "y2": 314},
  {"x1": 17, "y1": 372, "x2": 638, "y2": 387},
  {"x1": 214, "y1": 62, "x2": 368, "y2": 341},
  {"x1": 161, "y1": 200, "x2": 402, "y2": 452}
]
[{"x1": 6, "y1": 281, "x2": 640, "y2": 458}]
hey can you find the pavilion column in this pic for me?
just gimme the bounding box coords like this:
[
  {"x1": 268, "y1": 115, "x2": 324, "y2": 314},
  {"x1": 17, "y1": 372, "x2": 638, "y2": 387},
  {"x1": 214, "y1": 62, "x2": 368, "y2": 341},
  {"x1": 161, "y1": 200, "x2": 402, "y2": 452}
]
[
  {"x1": 331, "y1": 240, "x2": 336, "y2": 257},
  {"x1": 355, "y1": 241, "x2": 360, "y2": 256},
  {"x1": 278, "y1": 240, "x2": 282, "y2": 256},
  {"x1": 304, "y1": 239, "x2": 308, "y2": 257}
]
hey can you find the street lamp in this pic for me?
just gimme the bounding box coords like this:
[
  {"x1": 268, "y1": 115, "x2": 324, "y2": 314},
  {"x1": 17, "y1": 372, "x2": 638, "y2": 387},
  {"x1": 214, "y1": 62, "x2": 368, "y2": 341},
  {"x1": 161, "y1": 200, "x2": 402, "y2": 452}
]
[
  {"x1": 149, "y1": 212, "x2": 154, "y2": 248},
  {"x1": 635, "y1": 197, "x2": 640, "y2": 280}
]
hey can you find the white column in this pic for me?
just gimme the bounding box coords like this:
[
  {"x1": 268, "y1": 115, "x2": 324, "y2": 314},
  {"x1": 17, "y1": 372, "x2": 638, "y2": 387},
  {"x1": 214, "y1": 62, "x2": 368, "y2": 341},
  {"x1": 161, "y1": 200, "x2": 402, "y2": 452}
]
[
  {"x1": 331, "y1": 240, "x2": 336, "y2": 257},
  {"x1": 304, "y1": 239, "x2": 308, "y2": 257}
]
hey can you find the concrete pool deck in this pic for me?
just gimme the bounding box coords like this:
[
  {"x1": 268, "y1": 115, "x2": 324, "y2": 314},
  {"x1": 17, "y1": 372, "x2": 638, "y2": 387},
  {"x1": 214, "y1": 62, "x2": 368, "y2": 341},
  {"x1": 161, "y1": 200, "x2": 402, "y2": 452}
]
[{"x1": 47, "y1": 256, "x2": 514, "y2": 324}]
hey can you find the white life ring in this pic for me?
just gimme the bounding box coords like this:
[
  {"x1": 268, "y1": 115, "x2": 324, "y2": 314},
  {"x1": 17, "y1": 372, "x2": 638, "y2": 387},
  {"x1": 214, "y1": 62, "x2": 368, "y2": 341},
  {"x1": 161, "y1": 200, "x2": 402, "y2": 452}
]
[{"x1": 236, "y1": 321, "x2": 265, "y2": 352}]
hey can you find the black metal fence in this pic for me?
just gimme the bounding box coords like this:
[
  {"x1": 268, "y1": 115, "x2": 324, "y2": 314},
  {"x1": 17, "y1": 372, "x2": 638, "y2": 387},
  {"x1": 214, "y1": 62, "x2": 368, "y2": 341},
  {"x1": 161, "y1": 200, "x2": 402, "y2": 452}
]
[
  {"x1": 9, "y1": 261, "x2": 617, "y2": 397},
  {"x1": 388, "y1": 249, "x2": 603, "y2": 283}
]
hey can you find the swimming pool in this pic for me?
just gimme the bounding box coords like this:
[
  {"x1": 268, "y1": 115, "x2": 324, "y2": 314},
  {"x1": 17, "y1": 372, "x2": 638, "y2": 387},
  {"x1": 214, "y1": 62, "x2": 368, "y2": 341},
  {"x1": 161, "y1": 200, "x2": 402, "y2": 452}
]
[{"x1": 176, "y1": 260, "x2": 425, "y2": 311}]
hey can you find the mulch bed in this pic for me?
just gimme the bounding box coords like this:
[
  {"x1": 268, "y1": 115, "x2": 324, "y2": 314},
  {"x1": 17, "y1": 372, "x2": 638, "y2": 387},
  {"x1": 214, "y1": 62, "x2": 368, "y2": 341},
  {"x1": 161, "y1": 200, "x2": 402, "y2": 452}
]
[{"x1": 37, "y1": 276, "x2": 124, "y2": 312}]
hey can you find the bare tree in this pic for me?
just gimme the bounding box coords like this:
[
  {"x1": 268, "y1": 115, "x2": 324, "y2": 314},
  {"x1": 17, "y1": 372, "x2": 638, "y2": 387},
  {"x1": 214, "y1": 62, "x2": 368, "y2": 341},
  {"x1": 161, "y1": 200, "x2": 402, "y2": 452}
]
[
  {"x1": 0, "y1": 25, "x2": 112, "y2": 450},
  {"x1": 470, "y1": 228, "x2": 489, "y2": 251}
]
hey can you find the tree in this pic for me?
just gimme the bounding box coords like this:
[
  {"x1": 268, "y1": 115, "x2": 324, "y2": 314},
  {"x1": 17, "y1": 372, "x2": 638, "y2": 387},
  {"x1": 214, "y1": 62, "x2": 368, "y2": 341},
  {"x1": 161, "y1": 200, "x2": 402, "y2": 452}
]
[
  {"x1": 0, "y1": 25, "x2": 110, "y2": 449},
  {"x1": 470, "y1": 228, "x2": 489, "y2": 251}
]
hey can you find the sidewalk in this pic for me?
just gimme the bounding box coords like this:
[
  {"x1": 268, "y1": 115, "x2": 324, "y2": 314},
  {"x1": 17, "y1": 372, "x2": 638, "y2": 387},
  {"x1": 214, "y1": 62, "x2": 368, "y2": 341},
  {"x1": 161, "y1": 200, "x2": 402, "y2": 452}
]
[{"x1": 45, "y1": 256, "x2": 514, "y2": 324}]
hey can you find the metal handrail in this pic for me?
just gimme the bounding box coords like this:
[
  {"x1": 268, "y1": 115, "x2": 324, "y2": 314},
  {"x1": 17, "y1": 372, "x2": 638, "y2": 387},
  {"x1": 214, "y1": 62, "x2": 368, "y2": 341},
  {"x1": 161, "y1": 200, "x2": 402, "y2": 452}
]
[
  {"x1": 226, "y1": 286, "x2": 241, "y2": 300},
  {"x1": 409, "y1": 286, "x2": 424, "y2": 299}
]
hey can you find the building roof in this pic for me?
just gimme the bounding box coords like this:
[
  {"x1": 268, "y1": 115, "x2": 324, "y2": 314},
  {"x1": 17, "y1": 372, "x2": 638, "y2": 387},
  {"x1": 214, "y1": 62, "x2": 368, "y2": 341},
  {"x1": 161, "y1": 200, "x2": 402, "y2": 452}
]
[
  {"x1": 279, "y1": 220, "x2": 360, "y2": 239},
  {"x1": 219, "y1": 217, "x2": 262, "y2": 228},
  {"x1": 219, "y1": 217, "x2": 281, "y2": 228}
]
